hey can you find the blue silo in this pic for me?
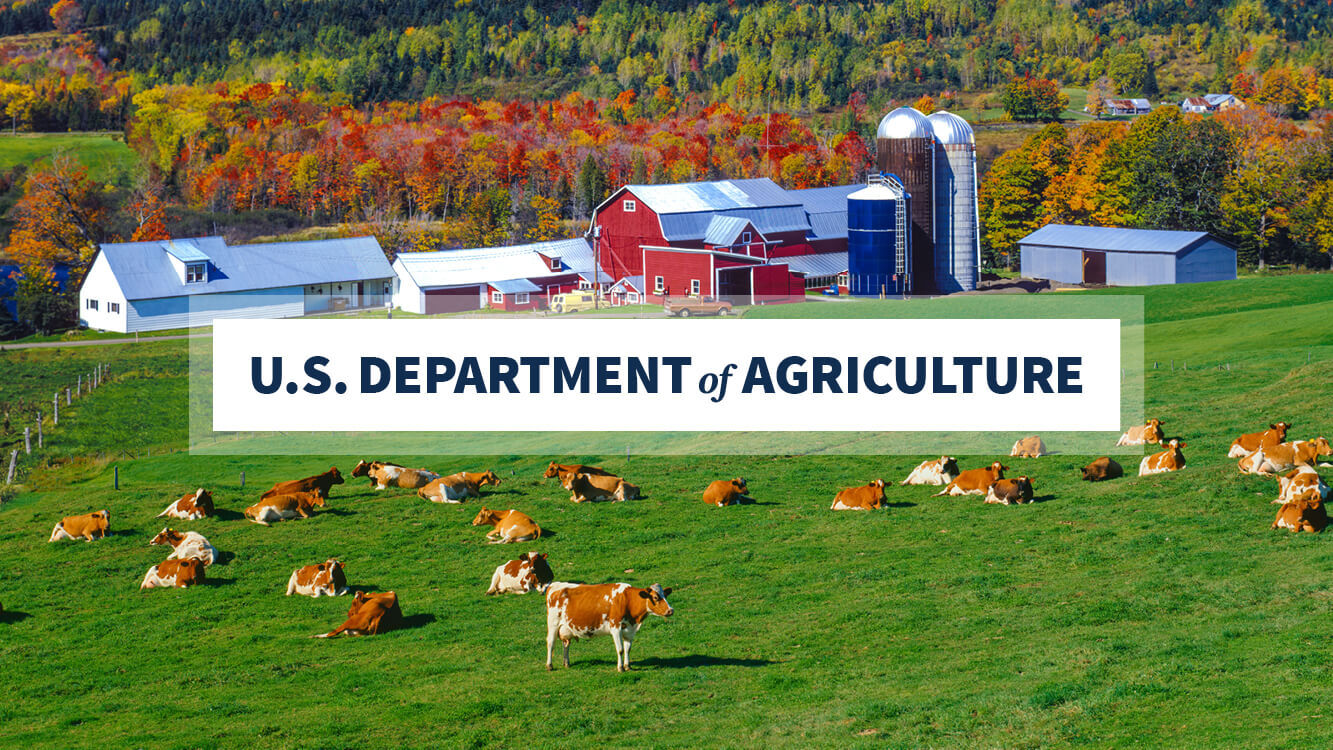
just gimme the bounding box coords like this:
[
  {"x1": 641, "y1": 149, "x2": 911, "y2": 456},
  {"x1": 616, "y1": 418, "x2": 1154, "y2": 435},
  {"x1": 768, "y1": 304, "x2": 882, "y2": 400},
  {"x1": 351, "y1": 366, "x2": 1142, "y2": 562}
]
[{"x1": 847, "y1": 176, "x2": 911, "y2": 297}]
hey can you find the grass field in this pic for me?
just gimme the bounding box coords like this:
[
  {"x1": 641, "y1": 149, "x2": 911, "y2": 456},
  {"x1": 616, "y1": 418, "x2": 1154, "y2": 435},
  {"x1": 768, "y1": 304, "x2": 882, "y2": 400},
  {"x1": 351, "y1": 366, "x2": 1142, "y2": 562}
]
[
  {"x1": 2, "y1": 275, "x2": 1333, "y2": 747},
  {"x1": 0, "y1": 132, "x2": 137, "y2": 183}
]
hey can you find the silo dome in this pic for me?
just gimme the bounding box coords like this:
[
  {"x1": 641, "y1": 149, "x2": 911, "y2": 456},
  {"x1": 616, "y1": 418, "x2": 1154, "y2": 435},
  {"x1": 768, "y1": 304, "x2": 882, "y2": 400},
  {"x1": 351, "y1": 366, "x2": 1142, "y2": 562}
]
[
  {"x1": 876, "y1": 106, "x2": 932, "y2": 140},
  {"x1": 926, "y1": 111, "x2": 974, "y2": 145}
]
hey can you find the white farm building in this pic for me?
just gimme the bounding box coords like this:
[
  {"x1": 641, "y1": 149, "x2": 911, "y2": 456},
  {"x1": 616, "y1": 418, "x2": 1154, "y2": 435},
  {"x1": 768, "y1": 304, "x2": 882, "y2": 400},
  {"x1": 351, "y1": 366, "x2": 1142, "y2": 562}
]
[{"x1": 78, "y1": 236, "x2": 394, "y2": 333}]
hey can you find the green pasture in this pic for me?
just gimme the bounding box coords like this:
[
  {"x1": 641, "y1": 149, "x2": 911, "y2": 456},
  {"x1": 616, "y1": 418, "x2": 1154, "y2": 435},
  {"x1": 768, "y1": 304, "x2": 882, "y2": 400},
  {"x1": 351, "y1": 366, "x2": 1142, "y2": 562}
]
[{"x1": 0, "y1": 132, "x2": 137, "y2": 182}]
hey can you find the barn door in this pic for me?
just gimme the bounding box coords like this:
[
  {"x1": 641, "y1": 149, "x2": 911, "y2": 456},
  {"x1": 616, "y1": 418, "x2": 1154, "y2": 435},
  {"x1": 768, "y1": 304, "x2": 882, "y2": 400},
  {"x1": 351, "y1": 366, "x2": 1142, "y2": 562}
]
[{"x1": 1082, "y1": 251, "x2": 1106, "y2": 285}]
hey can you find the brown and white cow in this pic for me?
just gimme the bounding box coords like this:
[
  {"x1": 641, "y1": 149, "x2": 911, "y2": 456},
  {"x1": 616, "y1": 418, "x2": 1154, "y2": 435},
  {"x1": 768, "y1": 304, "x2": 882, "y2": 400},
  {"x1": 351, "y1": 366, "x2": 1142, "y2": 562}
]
[
  {"x1": 140, "y1": 558, "x2": 206, "y2": 590},
  {"x1": 1238, "y1": 438, "x2": 1333, "y2": 476},
  {"x1": 314, "y1": 591, "x2": 403, "y2": 638},
  {"x1": 565, "y1": 472, "x2": 639, "y2": 503},
  {"x1": 244, "y1": 491, "x2": 326, "y2": 525},
  {"x1": 1276, "y1": 466, "x2": 1330, "y2": 505},
  {"x1": 417, "y1": 470, "x2": 501, "y2": 503},
  {"x1": 1009, "y1": 436, "x2": 1048, "y2": 458},
  {"x1": 1139, "y1": 439, "x2": 1187, "y2": 476},
  {"x1": 984, "y1": 476, "x2": 1035, "y2": 505},
  {"x1": 545, "y1": 582, "x2": 673, "y2": 672},
  {"x1": 1272, "y1": 496, "x2": 1328, "y2": 534},
  {"x1": 149, "y1": 527, "x2": 218, "y2": 565},
  {"x1": 286, "y1": 559, "x2": 348, "y2": 598},
  {"x1": 487, "y1": 552, "x2": 554, "y2": 595},
  {"x1": 935, "y1": 462, "x2": 1007, "y2": 496},
  {"x1": 830, "y1": 479, "x2": 887, "y2": 510},
  {"x1": 900, "y1": 457, "x2": 959, "y2": 486},
  {"x1": 1081, "y1": 457, "x2": 1123, "y2": 482},
  {"x1": 155, "y1": 489, "x2": 214, "y2": 520},
  {"x1": 703, "y1": 478, "x2": 752, "y2": 506},
  {"x1": 49, "y1": 510, "x2": 110, "y2": 542},
  {"x1": 1116, "y1": 419, "x2": 1164, "y2": 447},
  {"x1": 351, "y1": 460, "x2": 440, "y2": 490},
  {"x1": 260, "y1": 467, "x2": 344, "y2": 500},
  {"x1": 472, "y1": 508, "x2": 542, "y2": 543},
  {"x1": 543, "y1": 462, "x2": 613, "y2": 479},
  {"x1": 1228, "y1": 422, "x2": 1293, "y2": 458}
]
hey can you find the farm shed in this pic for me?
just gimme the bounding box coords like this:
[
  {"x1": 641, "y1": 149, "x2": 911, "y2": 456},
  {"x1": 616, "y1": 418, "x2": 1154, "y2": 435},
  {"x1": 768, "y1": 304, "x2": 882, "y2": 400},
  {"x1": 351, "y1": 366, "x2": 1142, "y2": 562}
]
[
  {"x1": 392, "y1": 238, "x2": 604, "y2": 315},
  {"x1": 78, "y1": 236, "x2": 393, "y2": 333},
  {"x1": 1019, "y1": 225, "x2": 1237, "y2": 286}
]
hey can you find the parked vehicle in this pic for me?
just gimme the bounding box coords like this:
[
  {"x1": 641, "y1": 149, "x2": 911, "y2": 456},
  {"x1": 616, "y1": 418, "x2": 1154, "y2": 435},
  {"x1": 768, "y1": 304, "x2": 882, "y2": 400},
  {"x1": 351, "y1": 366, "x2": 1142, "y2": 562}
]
[
  {"x1": 550, "y1": 291, "x2": 599, "y2": 314},
  {"x1": 664, "y1": 296, "x2": 733, "y2": 317}
]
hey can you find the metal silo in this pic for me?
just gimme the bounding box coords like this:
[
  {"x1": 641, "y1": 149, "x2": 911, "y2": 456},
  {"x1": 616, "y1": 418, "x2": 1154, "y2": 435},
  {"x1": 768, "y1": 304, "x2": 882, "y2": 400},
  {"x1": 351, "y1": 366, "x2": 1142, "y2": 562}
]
[
  {"x1": 847, "y1": 175, "x2": 910, "y2": 297},
  {"x1": 926, "y1": 111, "x2": 979, "y2": 293},
  {"x1": 876, "y1": 107, "x2": 935, "y2": 294}
]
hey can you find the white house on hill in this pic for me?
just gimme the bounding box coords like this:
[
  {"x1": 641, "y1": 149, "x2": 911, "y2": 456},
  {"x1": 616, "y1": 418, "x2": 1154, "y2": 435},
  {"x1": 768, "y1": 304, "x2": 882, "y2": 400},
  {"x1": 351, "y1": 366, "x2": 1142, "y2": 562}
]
[{"x1": 79, "y1": 236, "x2": 394, "y2": 333}]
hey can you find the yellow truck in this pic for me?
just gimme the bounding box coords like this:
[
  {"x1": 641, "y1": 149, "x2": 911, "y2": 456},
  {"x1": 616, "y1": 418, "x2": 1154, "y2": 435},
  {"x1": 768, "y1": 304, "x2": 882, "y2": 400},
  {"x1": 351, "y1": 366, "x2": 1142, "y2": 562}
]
[{"x1": 550, "y1": 291, "x2": 600, "y2": 313}]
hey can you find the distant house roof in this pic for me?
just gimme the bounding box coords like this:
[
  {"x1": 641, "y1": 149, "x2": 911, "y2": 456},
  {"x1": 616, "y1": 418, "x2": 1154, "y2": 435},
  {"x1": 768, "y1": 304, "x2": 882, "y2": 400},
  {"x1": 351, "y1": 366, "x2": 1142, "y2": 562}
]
[
  {"x1": 782, "y1": 252, "x2": 848, "y2": 276},
  {"x1": 95, "y1": 236, "x2": 391, "y2": 301},
  {"x1": 396, "y1": 238, "x2": 590, "y2": 289},
  {"x1": 790, "y1": 184, "x2": 861, "y2": 240},
  {"x1": 1183, "y1": 97, "x2": 1211, "y2": 108},
  {"x1": 1130, "y1": 98, "x2": 1152, "y2": 109},
  {"x1": 703, "y1": 215, "x2": 758, "y2": 246},
  {"x1": 1204, "y1": 93, "x2": 1238, "y2": 106},
  {"x1": 1019, "y1": 225, "x2": 1230, "y2": 255},
  {"x1": 490, "y1": 278, "x2": 541, "y2": 294}
]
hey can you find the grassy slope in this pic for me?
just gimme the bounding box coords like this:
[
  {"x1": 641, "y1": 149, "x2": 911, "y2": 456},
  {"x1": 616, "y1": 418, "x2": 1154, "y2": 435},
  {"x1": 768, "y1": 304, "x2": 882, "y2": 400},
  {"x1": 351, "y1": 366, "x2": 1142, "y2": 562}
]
[
  {"x1": 0, "y1": 132, "x2": 136, "y2": 181},
  {"x1": 1, "y1": 276, "x2": 1332, "y2": 747}
]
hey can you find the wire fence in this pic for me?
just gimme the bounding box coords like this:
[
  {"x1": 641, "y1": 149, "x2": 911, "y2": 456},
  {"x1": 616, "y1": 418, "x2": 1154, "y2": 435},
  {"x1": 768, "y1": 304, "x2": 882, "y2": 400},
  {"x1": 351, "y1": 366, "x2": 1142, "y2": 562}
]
[{"x1": 4, "y1": 362, "x2": 111, "y2": 491}]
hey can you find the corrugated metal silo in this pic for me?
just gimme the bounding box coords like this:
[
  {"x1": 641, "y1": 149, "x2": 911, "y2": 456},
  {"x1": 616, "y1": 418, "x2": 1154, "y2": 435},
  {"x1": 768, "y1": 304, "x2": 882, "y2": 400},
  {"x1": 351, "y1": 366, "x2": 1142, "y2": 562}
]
[
  {"x1": 876, "y1": 107, "x2": 935, "y2": 294},
  {"x1": 846, "y1": 175, "x2": 910, "y2": 297},
  {"x1": 926, "y1": 111, "x2": 979, "y2": 293}
]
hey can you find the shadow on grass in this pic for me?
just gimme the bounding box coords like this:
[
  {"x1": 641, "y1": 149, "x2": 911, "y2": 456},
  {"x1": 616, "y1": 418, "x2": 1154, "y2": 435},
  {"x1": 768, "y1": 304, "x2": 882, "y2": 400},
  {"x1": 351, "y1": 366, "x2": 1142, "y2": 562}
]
[
  {"x1": 0, "y1": 610, "x2": 31, "y2": 624},
  {"x1": 632, "y1": 654, "x2": 774, "y2": 669},
  {"x1": 321, "y1": 508, "x2": 357, "y2": 518},
  {"x1": 204, "y1": 577, "x2": 236, "y2": 587},
  {"x1": 1032, "y1": 494, "x2": 1057, "y2": 504},
  {"x1": 398, "y1": 613, "x2": 436, "y2": 631},
  {"x1": 886, "y1": 501, "x2": 918, "y2": 508},
  {"x1": 212, "y1": 508, "x2": 246, "y2": 522},
  {"x1": 214, "y1": 550, "x2": 237, "y2": 566},
  {"x1": 110, "y1": 528, "x2": 140, "y2": 538}
]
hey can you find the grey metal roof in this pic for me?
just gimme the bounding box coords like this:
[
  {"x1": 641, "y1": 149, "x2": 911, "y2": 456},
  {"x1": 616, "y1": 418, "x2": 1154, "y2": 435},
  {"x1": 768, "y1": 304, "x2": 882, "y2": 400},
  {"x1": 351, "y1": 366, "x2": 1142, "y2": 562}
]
[
  {"x1": 781, "y1": 252, "x2": 848, "y2": 276},
  {"x1": 703, "y1": 215, "x2": 754, "y2": 246},
  {"x1": 1204, "y1": 93, "x2": 1237, "y2": 106},
  {"x1": 624, "y1": 178, "x2": 798, "y2": 216},
  {"x1": 790, "y1": 184, "x2": 860, "y2": 239},
  {"x1": 162, "y1": 240, "x2": 210, "y2": 263},
  {"x1": 658, "y1": 206, "x2": 810, "y2": 242},
  {"x1": 491, "y1": 278, "x2": 541, "y2": 294},
  {"x1": 1019, "y1": 224, "x2": 1220, "y2": 255},
  {"x1": 97, "y1": 236, "x2": 391, "y2": 300},
  {"x1": 552, "y1": 237, "x2": 613, "y2": 283},
  {"x1": 611, "y1": 275, "x2": 645, "y2": 293},
  {"x1": 396, "y1": 238, "x2": 587, "y2": 288}
]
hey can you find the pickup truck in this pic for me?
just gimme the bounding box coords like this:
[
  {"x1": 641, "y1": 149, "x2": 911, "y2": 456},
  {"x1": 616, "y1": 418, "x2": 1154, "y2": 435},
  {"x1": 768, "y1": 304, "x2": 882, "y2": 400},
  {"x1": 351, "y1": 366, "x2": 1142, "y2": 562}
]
[{"x1": 663, "y1": 296, "x2": 733, "y2": 317}]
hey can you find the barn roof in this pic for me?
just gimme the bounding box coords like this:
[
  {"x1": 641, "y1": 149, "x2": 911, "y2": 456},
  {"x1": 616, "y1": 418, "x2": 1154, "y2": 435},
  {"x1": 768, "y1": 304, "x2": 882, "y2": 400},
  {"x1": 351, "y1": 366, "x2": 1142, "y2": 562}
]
[
  {"x1": 1019, "y1": 225, "x2": 1226, "y2": 255},
  {"x1": 782, "y1": 252, "x2": 848, "y2": 276},
  {"x1": 96, "y1": 236, "x2": 391, "y2": 300},
  {"x1": 490, "y1": 278, "x2": 542, "y2": 294},
  {"x1": 789, "y1": 184, "x2": 861, "y2": 240},
  {"x1": 703, "y1": 215, "x2": 757, "y2": 246},
  {"x1": 395, "y1": 238, "x2": 590, "y2": 289},
  {"x1": 612, "y1": 178, "x2": 813, "y2": 242},
  {"x1": 610, "y1": 275, "x2": 644, "y2": 293}
]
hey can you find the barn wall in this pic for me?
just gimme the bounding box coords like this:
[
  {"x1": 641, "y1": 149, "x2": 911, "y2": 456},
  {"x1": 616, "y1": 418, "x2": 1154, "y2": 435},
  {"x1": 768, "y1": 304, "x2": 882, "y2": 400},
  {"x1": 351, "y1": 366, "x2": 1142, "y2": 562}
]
[
  {"x1": 593, "y1": 188, "x2": 665, "y2": 279},
  {"x1": 79, "y1": 253, "x2": 130, "y2": 333},
  {"x1": 1176, "y1": 240, "x2": 1237, "y2": 284},
  {"x1": 392, "y1": 261, "x2": 425, "y2": 314},
  {"x1": 1019, "y1": 244, "x2": 1082, "y2": 283},
  {"x1": 1106, "y1": 252, "x2": 1174, "y2": 286},
  {"x1": 643, "y1": 249, "x2": 713, "y2": 303},
  {"x1": 127, "y1": 287, "x2": 304, "y2": 333}
]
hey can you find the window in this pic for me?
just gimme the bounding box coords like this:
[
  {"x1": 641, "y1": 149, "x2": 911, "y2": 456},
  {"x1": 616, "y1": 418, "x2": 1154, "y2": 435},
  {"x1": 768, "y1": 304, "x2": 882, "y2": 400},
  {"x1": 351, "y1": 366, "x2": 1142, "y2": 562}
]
[
  {"x1": 492, "y1": 291, "x2": 504, "y2": 304},
  {"x1": 690, "y1": 279, "x2": 701, "y2": 296},
  {"x1": 623, "y1": 199, "x2": 636, "y2": 213},
  {"x1": 109, "y1": 302, "x2": 120, "y2": 314},
  {"x1": 627, "y1": 292, "x2": 639, "y2": 304},
  {"x1": 654, "y1": 276, "x2": 664, "y2": 293},
  {"x1": 515, "y1": 292, "x2": 530, "y2": 305},
  {"x1": 578, "y1": 280, "x2": 592, "y2": 290},
  {"x1": 86, "y1": 299, "x2": 98, "y2": 311},
  {"x1": 837, "y1": 273, "x2": 849, "y2": 287},
  {"x1": 185, "y1": 263, "x2": 206, "y2": 283},
  {"x1": 742, "y1": 231, "x2": 752, "y2": 244},
  {"x1": 549, "y1": 257, "x2": 561, "y2": 271}
]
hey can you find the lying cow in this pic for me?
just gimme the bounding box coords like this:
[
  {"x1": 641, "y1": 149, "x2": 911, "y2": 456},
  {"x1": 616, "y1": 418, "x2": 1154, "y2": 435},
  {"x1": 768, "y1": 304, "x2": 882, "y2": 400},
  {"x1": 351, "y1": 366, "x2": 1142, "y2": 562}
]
[
  {"x1": 1139, "y1": 439, "x2": 1187, "y2": 476},
  {"x1": 140, "y1": 558, "x2": 206, "y2": 589},
  {"x1": 1272, "y1": 496, "x2": 1327, "y2": 534},
  {"x1": 1116, "y1": 419, "x2": 1164, "y2": 447},
  {"x1": 1009, "y1": 436, "x2": 1048, "y2": 458},
  {"x1": 487, "y1": 551, "x2": 553, "y2": 595},
  {"x1": 261, "y1": 467, "x2": 344, "y2": 500},
  {"x1": 315, "y1": 591, "x2": 403, "y2": 638},
  {"x1": 1238, "y1": 438, "x2": 1333, "y2": 476},
  {"x1": 565, "y1": 472, "x2": 639, "y2": 503},
  {"x1": 545, "y1": 582, "x2": 673, "y2": 672},
  {"x1": 985, "y1": 476, "x2": 1035, "y2": 505},
  {"x1": 1276, "y1": 466, "x2": 1330, "y2": 505},
  {"x1": 149, "y1": 527, "x2": 218, "y2": 565},
  {"x1": 244, "y1": 491, "x2": 326, "y2": 525},
  {"x1": 543, "y1": 462, "x2": 613, "y2": 479},
  {"x1": 935, "y1": 462, "x2": 1007, "y2": 496},
  {"x1": 472, "y1": 508, "x2": 542, "y2": 543},
  {"x1": 1228, "y1": 422, "x2": 1292, "y2": 458},
  {"x1": 1081, "y1": 457, "x2": 1123, "y2": 482},
  {"x1": 830, "y1": 479, "x2": 886, "y2": 510},
  {"x1": 287, "y1": 559, "x2": 348, "y2": 598},
  {"x1": 703, "y1": 478, "x2": 752, "y2": 506},
  {"x1": 155, "y1": 489, "x2": 214, "y2": 520},
  {"x1": 417, "y1": 470, "x2": 498, "y2": 503},
  {"x1": 49, "y1": 510, "x2": 110, "y2": 542},
  {"x1": 900, "y1": 457, "x2": 959, "y2": 486},
  {"x1": 351, "y1": 460, "x2": 440, "y2": 490}
]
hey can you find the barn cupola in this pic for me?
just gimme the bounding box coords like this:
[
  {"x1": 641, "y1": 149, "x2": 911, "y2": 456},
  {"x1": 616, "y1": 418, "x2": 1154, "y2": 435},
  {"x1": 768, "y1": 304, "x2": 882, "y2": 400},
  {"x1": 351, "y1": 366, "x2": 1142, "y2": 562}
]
[{"x1": 163, "y1": 240, "x2": 211, "y2": 284}]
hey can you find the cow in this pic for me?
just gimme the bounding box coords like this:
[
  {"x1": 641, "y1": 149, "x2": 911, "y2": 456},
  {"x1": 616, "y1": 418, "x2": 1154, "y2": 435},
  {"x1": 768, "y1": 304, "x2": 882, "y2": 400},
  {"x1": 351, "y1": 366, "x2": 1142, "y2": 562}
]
[
  {"x1": 1238, "y1": 438, "x2": 1333, "y2": 476},
  {"x1": 545, "y1": 582, "x2": 673, "y2": 672},
  {"x1": 486, "y1": 552, "x2": 554, "y2": 595},
  {"x1": 155, "y1": 489, "x2": 214, "y2": 520},
  {"x1": 471, "y1": 508, "x2": 542, "y2": 544},
  {"x1": 314, "y1": 591, "x2": 403, "y2": 638},
  {"x1": 1139, "y1": 439, "x2": 1187, "y2": 476},
  {"x1": 244, "y1": 491, "x2": 326, "y2": 526},
  {"x1": 565, "y1": 472, "x2": 640, "y2": 503},
  {"x1": 286, "y1": 559, "x2": 348, "y2": 598},
  {"x1": 543, "y1": 462, "x2": 613, "y2": 479},
  {"x1": 1276, "y1": 466, "x2": 1330, "y2": 505},
  {"x1": 1272, "y1": 497, "x2": 1328, "y2": 534},
  {"x1": 1081, "y1": 457, "x2": 1123, "y2": 482},
  {"x1": 703, "y1": 478, "x2": 752, "y2": 506},
  {"x1": 260, "y1": 467, "x2": 344, "y2": 500},
  {"x1": 49, "y1": 510, "x2": 110, "y2": 542},
  {"x1": 1116, "y1": 419, "x2": 1164, "y2": 447},
  {"x1": 1228, "y1": 422, "x2": 1293, "y2": 458},
  {"x1": 830, "y1": 479, "x2": 887, "y2": 511},
  {"x1": 140, "y1": 558, "x2": 206, "y2": 590},
  {"x1": 351, "y1": 460, "x2": 440, "y2": 490},
  {"x1": 149, "y1": 528, "x2": 218, "y2": 565},
  {"x1": 935, "y1": 462, "x2": 1007, "y2": 496},
  {"x1": 1009, "y1": 436, "x2": 1048, "y2": 458},
  {"x1": 984, "y1": 476, "x2": 1035, "y2": 505},
  {"x1": 900, "y1": 457, "x2": 959, "y2": 486}
]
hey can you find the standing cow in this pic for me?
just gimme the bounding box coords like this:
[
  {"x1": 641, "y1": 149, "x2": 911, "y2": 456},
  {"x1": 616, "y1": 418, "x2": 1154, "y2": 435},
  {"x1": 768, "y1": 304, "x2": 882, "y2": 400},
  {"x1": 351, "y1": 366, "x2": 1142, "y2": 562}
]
[{"x1": 545, "y1": 582, "x2": 673, "y2": 672}]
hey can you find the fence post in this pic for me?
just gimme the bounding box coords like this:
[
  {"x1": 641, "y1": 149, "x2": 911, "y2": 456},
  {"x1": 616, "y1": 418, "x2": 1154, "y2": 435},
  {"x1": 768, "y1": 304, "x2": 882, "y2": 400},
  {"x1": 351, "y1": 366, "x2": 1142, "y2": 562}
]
[
  {"x1": 23, "y1": 426, "x2": 30, "y2": 455},
  {"x1": 114, "y1": 465, "x2": 119, "y2": 490},
  {"x1": 65, "y1": 387, "x2": 71, "y2": 406},
  {"x1": 240, "y1": 471, "x2": 245, "y2": 489},
  {"x1": 5, "y1": 449, "x2": 16, "y2": 484},
  {"x1": 36, "y1": 412, "x2": 42, "y2": 448},
  {"x1": 77, "y1": 374, "x2": 81, "y2": 395},
  {"x1": 53, "y1": 395, "x2": 59, "y2": 425}
]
